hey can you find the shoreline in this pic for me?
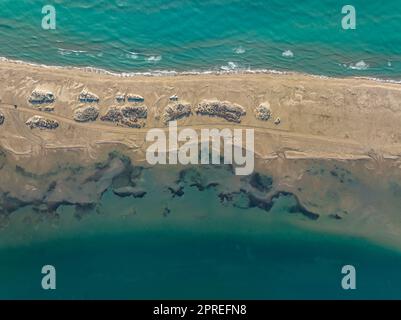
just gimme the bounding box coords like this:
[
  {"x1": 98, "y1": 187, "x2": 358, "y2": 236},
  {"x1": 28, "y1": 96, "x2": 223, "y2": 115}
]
[{"x1": 1, "y1": 55, "x2": 401, "y2": 85}]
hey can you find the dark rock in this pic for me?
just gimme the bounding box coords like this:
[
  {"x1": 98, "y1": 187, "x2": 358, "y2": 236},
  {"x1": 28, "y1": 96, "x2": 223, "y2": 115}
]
[
  {"x1": 79, "y1": 90, "x2": 99, "y2": 103},
  {"x1": 163, "y1": 102, "x2": 192, "y2": 124},
  {"x1": 74, "y1": 105, "x2": 99, "y2": 122},
  {"x1": 195, "y1": 99, "x2": 246, "y2": 123},
  {"x1": 25, "y1": 116, "x2": 59, "y2": 129},
  {"x1": 249, "y1": 172, "x2": 273, "y2": 192},
  {"x1": 28, "y1": 90, "x2": 55, "y2": 104}
]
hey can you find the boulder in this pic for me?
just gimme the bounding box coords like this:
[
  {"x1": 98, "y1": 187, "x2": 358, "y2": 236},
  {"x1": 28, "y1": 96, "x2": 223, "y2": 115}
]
[
  {"x1": 162, "y1": 102, "x2": 192, "y2": 124},
  {"x1": 120, "y1": 118, "x2": 146, "y2": 128},
  {"x1": 0, "y1": 112, "x2": 4, "y2": 125},
  {"x1": 121, "y1": 105, "x2": 147, "y2": 119},
  {"x1": 254, "y1": 102, "x2": 272, "y2": 121},
  {"x1": 195, "y1": 99, "x2": 246, "y2": 123},
  {"x1": 100, "y1": 105, "x2": 147, "y2": 128},
  {"x1": 79, "y1": 89, "x2": 99, "y2": 103},
  {"x1": 73, "y1": 105, "x2": 99, "y2": 122},
  {"x1": 28, "y1": 89, "x2": 55, "y2": 104},
  {"x1": 25, "y1": 115, "x2": 59, "y2": 129},
  {"x1": 100, "y1": 106, "x2": 122, "y2": 123}
]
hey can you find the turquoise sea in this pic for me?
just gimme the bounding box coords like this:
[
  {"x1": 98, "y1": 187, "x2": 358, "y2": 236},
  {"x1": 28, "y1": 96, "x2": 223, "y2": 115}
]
[
  {"x1": 1, "y1": 0, "x2": 401, "y2": 299},
  {"x1": 0, "y1": 0, "x2": 400, "y2": 79}
]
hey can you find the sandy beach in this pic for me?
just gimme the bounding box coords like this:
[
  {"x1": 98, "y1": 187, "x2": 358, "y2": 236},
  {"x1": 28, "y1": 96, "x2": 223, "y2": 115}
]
[{"x1": 1, "y1": 59, "x2": 401, "y2": 162}]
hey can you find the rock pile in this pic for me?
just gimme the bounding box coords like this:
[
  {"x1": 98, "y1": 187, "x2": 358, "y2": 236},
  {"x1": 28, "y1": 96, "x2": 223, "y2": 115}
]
[
  {"x1": 73, "y1": 106, "x2": 99, "y2": 122},
  {"x1": 121, "y1": 105, "x2": 147, "y2": 119},
  {"x1": 79, "y1": 90, "x2": 99, "y2": 103},
  {"x1": 162, "y1": 102, "x2": 192, "y2": 124},
  {"x1": 100, "y1": 105, "x2": 148, "y2": 128},
  {"x1": 25, "y1": 116, "x2": 59, "y2": 129},
  {"x1": 0, "y1": 112, "x2": 4, "y2": 125},
  {"x1": 100, "y1": 106, "x2": 121, "y2": 122},
  {"x1": 28, "y1": 89, "x2": 55, "y2": 104},
  {"x1": 120, "y1": 118, "x2": 145, "y2": 128},
  {"x1": 254, "y1": 102, "x2": 272, "y2": 121},
  {"x1": 127, "y1": 94, "x2": 144, "y2": 102},
  {"x1": 195, "y1": 99, "x2": 246, "y2": 123}
]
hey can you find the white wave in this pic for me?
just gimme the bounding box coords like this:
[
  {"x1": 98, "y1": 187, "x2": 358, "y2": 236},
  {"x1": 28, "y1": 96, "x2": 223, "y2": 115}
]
[
  {"x1": 220, "y1": 61, "x2": 238, "y2": 71},
  {"x1": 58, "y1": 48, "x2": 88, "y2": 56},
  {"x1": 125, "y1": 51, "x2": 138, "y2": 59},
  {"x1": 1, "y1": 56, "x2": 400, "y2": 84},
  {"x1": 146, "y1": 55, "x2": 162, "y2": 62},
  {"x1": 354, "y1": 76, "x2": 401, "y2": 84},
  {"x1": 282, "y1": 50, "x2": 294, "y2": 58},
  {"x1": 234, "y1": 46, "x2": 245, "y2": 54},
  {"x1": 348, "y1": 60, "x2": 369, "y2": 70}
]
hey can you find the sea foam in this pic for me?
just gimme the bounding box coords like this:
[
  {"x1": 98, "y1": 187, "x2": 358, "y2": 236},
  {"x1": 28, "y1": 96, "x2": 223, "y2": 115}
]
[{"x1": 348, "y1": 60, "x2": 369, "y2": 70}]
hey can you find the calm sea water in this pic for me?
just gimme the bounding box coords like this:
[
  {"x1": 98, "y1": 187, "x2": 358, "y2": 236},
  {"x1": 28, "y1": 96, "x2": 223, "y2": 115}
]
[{"x1": 0, "y1": 0, "x2": 400, "y2": 78}]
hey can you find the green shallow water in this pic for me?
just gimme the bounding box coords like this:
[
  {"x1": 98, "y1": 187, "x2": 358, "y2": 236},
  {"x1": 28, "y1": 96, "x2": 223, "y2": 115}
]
[
  {"x1": 0, "y1": 188, "x2": 401, "y2": 299},
  {"x1": 0, "y1": 0, "x2": 400, "y2": 79}
]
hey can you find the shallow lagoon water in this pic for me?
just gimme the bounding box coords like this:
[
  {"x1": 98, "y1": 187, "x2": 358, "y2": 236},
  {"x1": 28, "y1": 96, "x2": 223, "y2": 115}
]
[{"x1": 1, "y1": 186, "x2": 401, "y2": 299}]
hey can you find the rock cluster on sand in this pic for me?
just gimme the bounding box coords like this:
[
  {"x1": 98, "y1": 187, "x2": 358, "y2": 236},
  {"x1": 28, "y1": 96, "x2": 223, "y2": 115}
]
[
  {"x1": 28, "y1": 89, "x2": 55, "y2": 104},
  {"x1": 120, "y1": 105, "x2": 147, "y2": 119},
  {"x1": 73, "y1": 105, "x2": 99, "y2": 122},
  {"x1": 25, "y1": 115, "x2": 59, "y2": 129},
  {"x1": 162, "y1": 102, "x2": 192, "y2": 124},
  {"x1": 100, "y1": 105, "x2": 148, "y2": 128},
  {"x1": 0, "y1": 112, "x2": 4, "y2": 125},
  {"x1": 79, "y1": 89, "x2": 99, "y2": 103},
  {"x1": 126, "y1": 94, "x2": 144, "y2": 102},
  {"x1": 195, "y1": 99, "x2": 246, "y2": 123},
  {"x1": 254, "y1": 102, "x2": 272, "y2": 121}
]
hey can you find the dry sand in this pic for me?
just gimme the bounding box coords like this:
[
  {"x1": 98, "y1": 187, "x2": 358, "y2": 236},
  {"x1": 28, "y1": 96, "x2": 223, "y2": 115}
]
[{"x1": 1, "y1": 59, "x2": 401, "y2": 164}]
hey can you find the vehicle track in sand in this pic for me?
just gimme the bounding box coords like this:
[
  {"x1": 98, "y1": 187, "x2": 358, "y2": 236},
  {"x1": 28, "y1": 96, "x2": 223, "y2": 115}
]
[{"x1": 0, "y1": 102, "x2": 362, "y2": 149}]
